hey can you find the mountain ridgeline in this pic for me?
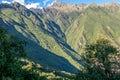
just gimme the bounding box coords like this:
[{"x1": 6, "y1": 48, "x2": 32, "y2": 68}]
[{"x1": 0, "y1": 2, "x2": 120, "y2": 73}]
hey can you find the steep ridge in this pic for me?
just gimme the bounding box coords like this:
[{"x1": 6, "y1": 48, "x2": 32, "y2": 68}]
[
  {"x1": 40, "y1": 2, "x2": 120, "y2": 53},
  {"x1": 0, "y1": 2, "x2": 81, "y2": 73},
  {"x1": 1, "y1": 2, "x2": 120, "y2": 73},
  {"x1": 37, "y1": 1, "x2": 87, "y2": 32},
  {"x1": 65, "y1": 4, "x2": 120, "y2": 53}
]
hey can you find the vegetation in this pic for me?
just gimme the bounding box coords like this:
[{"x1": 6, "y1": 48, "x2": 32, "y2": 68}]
[
  {"x1": 0, "y1": 2, "x2": 80, "y2": 72},
  {"x1": 0, "y1": 27, "x2": 72, "y2": 80},
  {"x1": 76, "y1": 37, "x2": 120, "y2": 80},
  {"x1": 0, "y1": 27, "x2": 45, "y2": 80},
  {"x1": 1, "y1": 2, "x2": 120, "y2": 76},
  {"x1": 1, "y1": 24, "x2": 120, "y2": 79},
  {"x1": 65, "y1": 6, "x2": 120, "y2": 53}
]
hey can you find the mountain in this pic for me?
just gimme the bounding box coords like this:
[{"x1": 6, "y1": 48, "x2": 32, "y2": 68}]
[
  {"x1": 0, "y1": 2, "x2": 120, "y2": 73},
  {"x1": 0, "y1": 2, "x2": 81, "y2": 73},
  {"x1": 39, "y1": 2, "x2": 120, "y2": 53}
]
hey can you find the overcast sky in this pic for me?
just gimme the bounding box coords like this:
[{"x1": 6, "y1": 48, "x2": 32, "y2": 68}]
[{"x1": 0, "y1": 0, "x2": 120, "y2": 9}]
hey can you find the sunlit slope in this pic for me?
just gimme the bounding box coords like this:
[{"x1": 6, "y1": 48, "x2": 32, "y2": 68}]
[
  {"x1": 66, "y1": 6, "x2": 120, "y2": 52},
  {"x1": 41, "y1": 3, "x2": 120, "y2": 53},
  {"x1": 0, "y1": 3, "x2": 81, "y2": 73},
  {"x1": 1, "y1": 2, "x2": 120, "y2": 73}
]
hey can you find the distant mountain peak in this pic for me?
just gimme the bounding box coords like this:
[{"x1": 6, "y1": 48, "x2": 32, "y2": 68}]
[
  {"x1": 52, "y1": 1, "x2": 67, "y2": 7},
  {"x1": 88, "y1": 3, "x2": 97, "y2": 7},
  {"x1": 98, "y1": 2, "x2": 120, "y2": 7},
  {"x1": 46, "y1": 1, "x2": 88, "y2": 13}
]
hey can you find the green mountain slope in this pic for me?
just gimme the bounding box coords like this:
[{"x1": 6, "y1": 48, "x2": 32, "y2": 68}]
[
  {"x1": 0, "y1": 2, "x2": 120, "y2": 73},
  {"x1": 66, "y1": 5, "x2": 120, "y2": 53},
  {"x1": 0, "y1": 2, "x2": 81, "y2": 73},
  {"x1": 40, "y1": 2, "x2": 120, "y2": 53}
]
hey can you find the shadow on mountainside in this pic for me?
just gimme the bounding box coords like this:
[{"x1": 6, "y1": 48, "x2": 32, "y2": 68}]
[
  {"x1": 0, "y1": 18, "x2": 79, "y2": 73},
  {"x1": 41, "y1": 20, "x2": 81, "y2": 63}
]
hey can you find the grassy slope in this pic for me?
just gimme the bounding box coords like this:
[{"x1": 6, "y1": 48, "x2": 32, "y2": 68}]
[
  {"x1": 65, "y1": 6, "x2": 120, "y2": 53},
  {"x1": 1, "y1": 3, "x2": 120, "y2": 73},
  {"x1": 44, "y1": 5, "x2": 120, "y2": 53},
  {"x1": 0, "y1": 3, "x2": 81, "y2": 73}
]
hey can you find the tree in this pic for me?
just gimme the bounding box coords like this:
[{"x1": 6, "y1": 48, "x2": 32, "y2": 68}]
[
  {"x1": 0, "y1": 27, "x2": 45, "y2": 80},
  {"x1": 76, "y1": 36, "x2": 120, "y2": 80}
]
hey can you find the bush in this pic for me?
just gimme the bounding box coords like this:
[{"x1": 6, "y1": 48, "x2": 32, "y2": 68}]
[
  {"x1": 0, "y1": 27, "x2": 45, "y2": 80},
  {"x1": 76, "y1": 37, "x2": 120, "y2": 80}
]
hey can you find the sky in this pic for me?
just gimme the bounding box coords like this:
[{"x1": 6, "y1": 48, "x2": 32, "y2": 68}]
[{"x1": 0, "y1": 0, "x2": 120, "y2": 9}]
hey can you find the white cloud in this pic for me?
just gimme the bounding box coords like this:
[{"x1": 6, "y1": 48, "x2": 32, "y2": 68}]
[
  {"x1": 54, "y1": 0, "x2": 58, "y2": 2},
  {"x1": 2, "y1": 0, "x2": 11, "y2": 4},
  {"x1": 43, "y1": 0, "x2": 50, "y2": 5},
  {"x1": 1, "y1": 0, "x2": 45, "y2": 9},
  {"x1": 47, "y1": 0, "x2": 56, "y2": 7},
  {"x1": 47, "y1": 1, "x2": 54, "y2": 7},
  {"x1": 13, "y1": 0, "x2": 24, "y2": 5},
  {"x1": 12, "y1": 0, "x2": 43, "y2": 9},
  {"x1": 25, "y1": 3, "x2": 42, "y2": 9}
]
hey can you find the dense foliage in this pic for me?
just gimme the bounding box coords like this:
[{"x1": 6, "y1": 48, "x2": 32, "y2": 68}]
[
  {"x1": 76, "y1": 37, "x2": 120, "y2": 80},
  {"x1": 0, "y1": 27, "x2": 45, "y2": 80}
]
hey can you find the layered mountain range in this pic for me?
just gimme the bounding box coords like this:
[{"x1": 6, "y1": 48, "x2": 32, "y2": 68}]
[{"x1": 0, "y1": 1, "x2": 120, "y2": 73}]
